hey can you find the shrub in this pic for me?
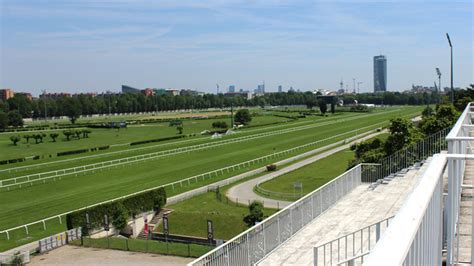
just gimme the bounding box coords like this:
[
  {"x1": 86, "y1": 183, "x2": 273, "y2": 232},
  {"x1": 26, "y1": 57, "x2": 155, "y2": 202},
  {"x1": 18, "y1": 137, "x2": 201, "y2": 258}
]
[
  {"x1": 66, "y1": 187, "x2": 166, "y2": 231},
  {"x1": 243, "y1": 201, "x2": 264, "y2": 227},
  {"x1": 50, "y1": 133, "x2": 59, "y2": 142},
  {"x1": 10, "y1": 135, "x2": 21, "y2": 146},
  {"x1": 234, "y1": 109, "x2": 252, "y2": 125},
  {"x1": 212, "y1": 121, "x2": 228, "y2": 129}
]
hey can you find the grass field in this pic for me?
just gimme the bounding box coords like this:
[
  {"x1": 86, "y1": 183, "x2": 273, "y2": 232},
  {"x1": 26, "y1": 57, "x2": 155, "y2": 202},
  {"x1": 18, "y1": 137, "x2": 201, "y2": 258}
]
[
  {"x1": 0, "y1": 106, "x2": 422, "y2": 251},
  {"x1": 0, "y1": 114, "x2": 289, "y2": 161},
  {"x1": 257, "y1": 133, "x2": 390, "y2": 200}
]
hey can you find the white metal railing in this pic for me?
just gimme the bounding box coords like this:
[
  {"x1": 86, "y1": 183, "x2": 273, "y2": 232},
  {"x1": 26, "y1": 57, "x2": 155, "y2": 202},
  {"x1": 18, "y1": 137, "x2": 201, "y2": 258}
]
[
  {"x1": 313, "y1": 216, "x2": 393, "y2": 266},
  {"x1": 364, "y1": 102, "x2": 474, "y2": 265},
  {"x1": 445, "y1": 102, "x2": 474, "y2": 265},
  {"x1": 189, "y1": 164, "x2": 363, "y2": 266},
  {"x1": 0, "y1": 112, "x2": 383, "y2": 189},
  {"x1": 0, "y1": 128, "x2": 379, "y2": 240}
]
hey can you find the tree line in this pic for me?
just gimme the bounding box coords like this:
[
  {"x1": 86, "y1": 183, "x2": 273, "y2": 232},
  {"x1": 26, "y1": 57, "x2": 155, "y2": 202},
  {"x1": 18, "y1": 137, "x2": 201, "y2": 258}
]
[{"x1": 0, "y1": 86, "x2": 471, "y2": 126}]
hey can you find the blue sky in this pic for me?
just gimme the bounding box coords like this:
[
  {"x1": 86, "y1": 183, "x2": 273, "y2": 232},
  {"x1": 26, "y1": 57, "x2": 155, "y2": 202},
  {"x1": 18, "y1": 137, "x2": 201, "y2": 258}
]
[{"x1": 0, "y1": 0, "x2": 472, "y2": 95}]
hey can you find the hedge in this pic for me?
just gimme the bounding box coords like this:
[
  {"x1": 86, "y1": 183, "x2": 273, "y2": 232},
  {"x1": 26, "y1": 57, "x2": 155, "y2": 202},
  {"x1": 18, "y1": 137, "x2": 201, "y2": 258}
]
[
  {"x1": 66, "y1": 187, "x2": 167, "y2": 233},
  {"x1": 130, "y1": 135, "x2": 185, "y2": 146},
  {"x1": 57, "y1": 149, "x2": 89, "y2": 157}
]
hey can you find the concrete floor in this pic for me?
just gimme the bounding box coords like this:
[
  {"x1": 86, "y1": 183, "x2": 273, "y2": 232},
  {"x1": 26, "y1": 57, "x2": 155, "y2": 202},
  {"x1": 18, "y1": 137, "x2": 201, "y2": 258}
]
[{"x1": 258, "y1": 160, "x2": 431, "y2": 266}]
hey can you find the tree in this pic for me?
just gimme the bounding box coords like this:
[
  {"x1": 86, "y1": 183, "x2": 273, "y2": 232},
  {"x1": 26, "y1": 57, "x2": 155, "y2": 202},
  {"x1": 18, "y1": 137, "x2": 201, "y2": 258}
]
[
  {"x1": 384, "y1": 118, "x2": 422, "y2": 154},
  {"x1": 318, "y1": 100, "x2": 327, "y2": 115},
  {"x1": 10, "y1": 135, "x2": 21, "y2": 146},
  {"x1": 74, "y1": 130, "x2": 82, "y2": 139},
  {"x1": 243, "y1": 201, "x2": 264, "y2": 227},
  {"x1": 234, "y1": 109, "x2": 252, "y2": 125},
  {"x1": 112, "y1": 203, "x2": 129, "y2": 231},
  {"x1": 23, "y1": 134, "x2": 32, "y2": 144},
  {"x1": 0, "y1": 111, "x2": 7, "y2": 130},
  {"x1": 212, "y1": 121, "x2": 228, "y2": 129},
  {"x1": 50, "y1": 133, "x2": 59, "y2": 142},
  {"x1": 177, "y1": 126, "x2": 183, "y2": 134},
  {"x1": 422, "y1": 106, "x2": 434, "y2": 118},
  {"x1": 82, "y1": 129, "x2": 91, "y2": 138},
  {"x1": 7, "y1": 110, "x2": 23, "y2": 127},
  {"x1": 64, "y1": 98, "x2": 82, "y2": 124},
  {"x1": 63, "y1": 130, "x2": 74, "y2": 141}
]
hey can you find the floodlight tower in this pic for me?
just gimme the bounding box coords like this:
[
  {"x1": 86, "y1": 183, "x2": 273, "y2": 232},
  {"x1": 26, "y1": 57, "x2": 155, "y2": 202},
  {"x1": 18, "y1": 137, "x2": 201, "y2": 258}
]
[
  {"x1": 446, "y1": 33, "x2": 453, "y2": 103},
  {"x1": 436, "y1": 68, "x2": 442, "y2": 93},
  {"x1": 357, "y1": 82, "x2": 363, "y2": 94}
]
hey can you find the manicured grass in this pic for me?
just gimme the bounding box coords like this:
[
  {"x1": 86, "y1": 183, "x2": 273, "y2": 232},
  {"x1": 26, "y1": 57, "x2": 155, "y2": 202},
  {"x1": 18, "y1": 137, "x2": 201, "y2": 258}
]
[
  {"x1": 70, "y1": 236, "x2": 214, "y2": 258},
  {"x1": 156, "y1": 191, "x2": 276, "y2": 240},
  {"x1": 257, "y1": 133, "x2": 391, "y2": 201},
  {"x1": 0, "y1": 107, "x2": 421, "y2": 252},
  {"x1": 0, "y1": 114, "x2": 290, "y2": 161}
]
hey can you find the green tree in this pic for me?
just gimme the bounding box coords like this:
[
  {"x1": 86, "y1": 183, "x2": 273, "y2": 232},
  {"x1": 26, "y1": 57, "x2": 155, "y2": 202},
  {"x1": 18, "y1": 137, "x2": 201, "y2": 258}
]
[
  {"x1": 10, "y1": 135, "x2": 21, "y2": 146},
  {"x1": 50, "y1": 133, "x2": 59, "y2": 142},
  {"x1": 7, "y1": 110, "x2": 23, "y2": 127},
  {"x1": 177, "y1": 126, "x2": 183, "y2": 134},
  {"x1": 243, "y1": 201, "x2": 264, "y2": 227},
  {"x1": 23, "y1": 134, "x2": 32, "y2": 144},
  {"x1": 318, "y1": 100, "x2": 327, "y2": 115},
  {"x1": 234, "y1": 109, "x2": 252, "y2": 125},
  {"x1": 112, "y1": 203, "x2": 129, "y2": 231},
  {"x1": 63, "y1": 130, "x2": 74, "y2": 141},
  {"x1": 384, "y1": 118, "x2": 422, "y2": 154},
  {"x1": 0, "y1": 111, "x2": 7, "y2": 130},
  {"x1": 421, "y1": 106, "x2": 434, "y2": 118},
  {"x1": 64, "y1": 98, "x2": 82, "y2": 124},
  {"x1": 212, "y1": 121, "x2": 228, "y2": 129},
  {"x1": 82, "y1": 129, "x2": 91, "y2": 138}
]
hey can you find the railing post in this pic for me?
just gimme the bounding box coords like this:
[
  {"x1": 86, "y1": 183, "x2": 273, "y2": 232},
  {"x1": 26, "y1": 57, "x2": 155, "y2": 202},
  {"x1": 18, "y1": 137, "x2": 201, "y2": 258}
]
[{"x1": 314, "y1": 247, "x2": 318, "y2": 266}]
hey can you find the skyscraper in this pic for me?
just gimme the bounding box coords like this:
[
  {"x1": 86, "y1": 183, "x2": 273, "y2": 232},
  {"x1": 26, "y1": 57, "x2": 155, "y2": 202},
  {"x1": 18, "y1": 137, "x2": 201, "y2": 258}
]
[
  {"x1": 373, "y1": 55, "x2": 387, "y2": 92},
  {"x1": 278, "y1": 85, "x2": 283, "y2": 93},
  {"x1": 228, "y1": 85, "x2": 236, "y2": 93}
]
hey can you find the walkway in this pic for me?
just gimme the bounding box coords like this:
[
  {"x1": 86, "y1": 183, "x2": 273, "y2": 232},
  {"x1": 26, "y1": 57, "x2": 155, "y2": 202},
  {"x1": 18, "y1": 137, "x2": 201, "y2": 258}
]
[
  {"x1": 226, "y1": 131, "x2": 386, "y2": 209},
  {"x1": 457, "y1": 159, "x2": 474, "y2": 264},
  {"x1": 257, "y1": 158, "x2": 431, "y2": 266},
  {"x1": 29, "y1": 245, "x2": 192, "y2": 266}
]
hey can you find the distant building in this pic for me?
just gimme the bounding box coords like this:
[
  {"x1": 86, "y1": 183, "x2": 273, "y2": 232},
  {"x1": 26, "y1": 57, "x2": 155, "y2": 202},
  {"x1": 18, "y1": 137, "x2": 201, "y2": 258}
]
[
  {"x1": 40, "y1": 92, "x2": 71, "y2": 99},
  {"x1": 122, "y1": 85, "x2": 140, "y2": 94},
  {"x1": 228, "y1": 85, "x2": 236, "y2": 93},
  {"x1": 255, "y1": 83, "x2": 265, "y2": 94},
  {"x1": 15, "y1": 92, "x2": 33, "y2": 101},
  {"x1": 0, "y1": 88, "x2": 14, "y2": 100},
  {"x1": 278, "y1": 85, "x2": 283, "y2": 93},
  {"x1": 411, "y1": 85, "x2": 437, "y2": 94},
  {"x1": 153, "y1": 88, "x2": 168, "y2": 95},
  {"x1": 167, "y1": 89, "x2": 180, "y2": 96},
  {"x1": 374, "y1": 55, "x2": 387, "y2": 92},
  {"x1": 142, "y1": 88, "x2": 155, "y2": 97},
  {"x1": 224, "y1": 92, "x2": 253, "y2": 100}
]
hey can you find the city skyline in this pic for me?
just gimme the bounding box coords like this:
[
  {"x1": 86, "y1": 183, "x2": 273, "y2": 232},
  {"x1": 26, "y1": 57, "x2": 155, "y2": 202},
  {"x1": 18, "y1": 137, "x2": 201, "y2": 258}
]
[{"x1": 0, "y1": 1, "x2": 472, "y2": 95}]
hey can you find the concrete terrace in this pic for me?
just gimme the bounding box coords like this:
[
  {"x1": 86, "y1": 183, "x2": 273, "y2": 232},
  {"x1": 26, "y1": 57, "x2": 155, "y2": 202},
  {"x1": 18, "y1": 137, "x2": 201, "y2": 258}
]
[{"x1": 258, "y1": 159, "x2": 432, "y2": 266}]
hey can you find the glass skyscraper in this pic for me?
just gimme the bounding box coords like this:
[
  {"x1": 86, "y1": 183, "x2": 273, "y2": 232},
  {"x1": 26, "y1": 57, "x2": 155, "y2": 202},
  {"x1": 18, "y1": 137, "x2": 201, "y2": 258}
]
[{"x1": 373, "y1": 55, "x2": 387, "y2": 92}]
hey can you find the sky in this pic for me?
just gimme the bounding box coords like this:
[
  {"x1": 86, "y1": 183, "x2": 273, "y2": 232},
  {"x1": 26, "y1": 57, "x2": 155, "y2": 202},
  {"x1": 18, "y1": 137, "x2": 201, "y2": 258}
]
[{"x1": 0, "y1": 0, "x2": 472, "y2": 96}]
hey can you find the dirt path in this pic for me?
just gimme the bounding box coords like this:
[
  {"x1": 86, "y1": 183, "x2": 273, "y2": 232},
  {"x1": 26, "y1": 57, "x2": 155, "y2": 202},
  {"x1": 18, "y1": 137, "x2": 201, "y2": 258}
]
[{"x1": 29, "y1": 245, "x2": 192, "y2": 266}]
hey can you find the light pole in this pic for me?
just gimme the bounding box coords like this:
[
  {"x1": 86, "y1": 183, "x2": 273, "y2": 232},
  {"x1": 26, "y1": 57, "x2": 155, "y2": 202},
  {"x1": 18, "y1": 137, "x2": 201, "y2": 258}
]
[
  {"x1": 436, "y1": 68, "x2": 441, "y2": 103},
  {"x1": 446, "y1": 33, "x2": 453, "y2": 103}
]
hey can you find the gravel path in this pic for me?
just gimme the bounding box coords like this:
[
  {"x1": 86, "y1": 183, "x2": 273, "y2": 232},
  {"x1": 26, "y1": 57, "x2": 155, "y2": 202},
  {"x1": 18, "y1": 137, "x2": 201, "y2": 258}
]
[
  {"x1": 226, "y1": 131, "x2": 386, "y2": 209},
  {"x1": 29, "y1": 245, "x2": 192, "y2": 266}
]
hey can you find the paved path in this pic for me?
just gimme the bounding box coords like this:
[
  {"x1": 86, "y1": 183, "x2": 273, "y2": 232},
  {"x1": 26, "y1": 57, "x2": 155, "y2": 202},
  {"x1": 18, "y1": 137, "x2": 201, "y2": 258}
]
[
  {"x1": 226, "y1": 131, "x2": 386, "y2": 209},
  {"x1": 29, "y1": 245, "x2": 192, "y2": 266}
]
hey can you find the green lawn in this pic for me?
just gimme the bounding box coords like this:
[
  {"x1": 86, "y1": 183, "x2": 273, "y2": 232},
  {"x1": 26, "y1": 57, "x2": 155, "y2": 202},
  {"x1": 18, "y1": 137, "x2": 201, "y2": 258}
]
[
  {"x1": 0, "y1": 114, "x2": 290, "y2": 161},
  {"x1": 0, "y1": 106, "x2": 422, "y2": 251},
  {"x1": 257, "y1": 133, "x2": 390, "y2": 201}
]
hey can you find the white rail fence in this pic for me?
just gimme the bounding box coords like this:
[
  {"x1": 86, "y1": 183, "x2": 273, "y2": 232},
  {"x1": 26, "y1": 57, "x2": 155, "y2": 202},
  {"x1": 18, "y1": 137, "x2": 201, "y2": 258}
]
[
  {"x1": 0, "y1": 120, "x2": 386, "y2": 191},
  {"x1": 313, "y1": 216, "x2": 393, "y2": 266},
  {"x1": 188, "y1": 164, "x2": 363, "y2": 266},
  {"x1": 364, "y1": 154, "x2": 446, "y2": 265},
  {"x1": 0, "y1": 108, "x2": 404, "y2": 183},
  {"x1": 0, "y1": 128, "x2": 378, "y2": 240}
]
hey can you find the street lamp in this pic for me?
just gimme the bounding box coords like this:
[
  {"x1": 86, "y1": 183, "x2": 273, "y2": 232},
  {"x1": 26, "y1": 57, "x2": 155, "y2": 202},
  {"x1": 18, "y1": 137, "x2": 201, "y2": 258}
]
[
  {"x1": 446, "y1": 33, "x2": 453, "y2": 103},
  {"x1": 436, "y1": 68, "x2": 441, "y2": 104}
]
